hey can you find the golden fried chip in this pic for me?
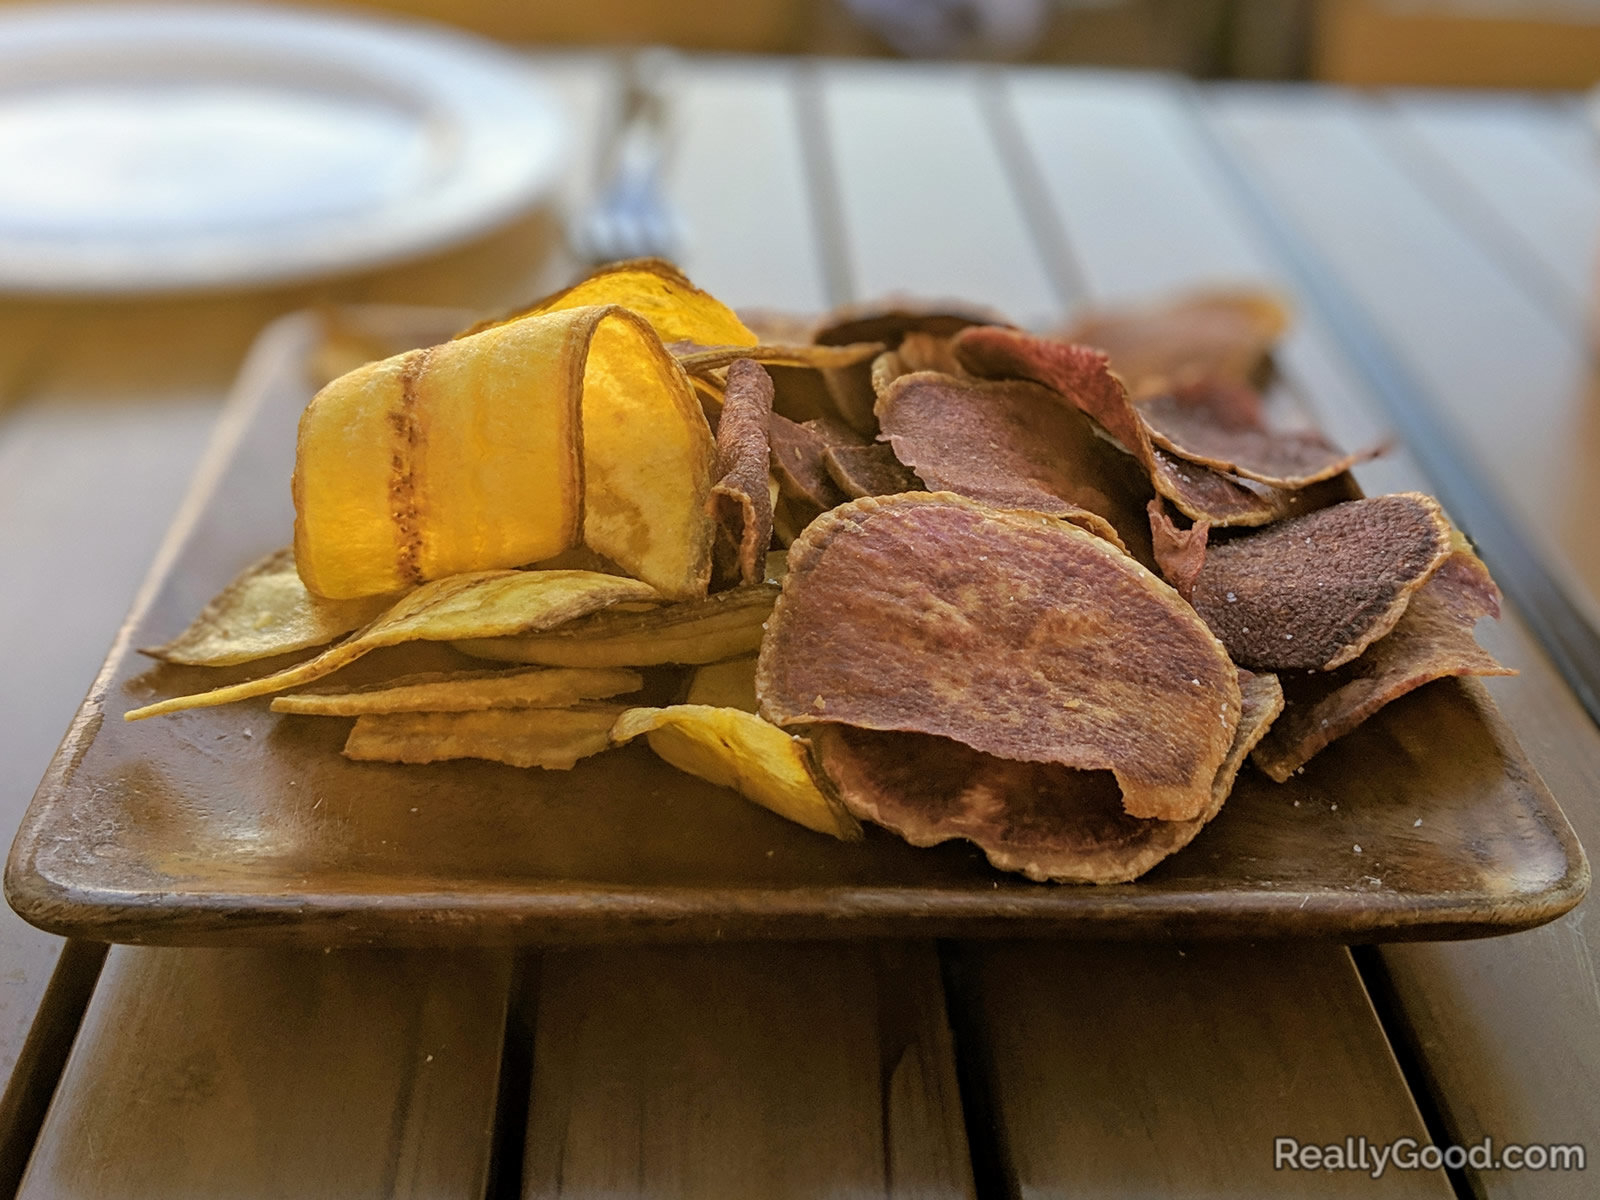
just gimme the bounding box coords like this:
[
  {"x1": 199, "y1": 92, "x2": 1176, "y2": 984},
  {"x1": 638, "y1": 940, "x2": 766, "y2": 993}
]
[
  {"x1": 455, "y1": 581, "x2": 778, "y2": 669},
  {"x1": 876, "y1": 370, "x2": 1148, "y2": 553},
  {"x1": 271, "y1": 665, "x2": 642, "y2": 716},
  {"x1": 1189, "y1": 493, "x2": 1453, "y2": 671},
  {"x1": 813, "y1": 668, "x2": 1281, "y2": 882},
  {"x1": 757, "y1": 493, "x2": 1240, "y2": 821},
  {"x1": 463, "y1": 258, "x2": 757, "y2": 348},
  {"x1": 1147, "y1": 500, "x2": 1209, "y2": 603},
  {"x1": 125, "y1": 570, "x2": 659, "y2": 720},
  {"x1": 710, "y1": 360, "x2": 775, "y2": 587},
  {"x1": 143, "y1": 548, "x2": 393, "y2": 667},
  {"x1": 685, "y1": 656, "x2": 759, "y2": 712},
  {"x1": 821, "y1": 444, "x2": 922, "y2": 500},
  {"x1": 1062, "y1": 288, "x2": 1291, "y2": 395},
  {"x1": 612, "y1": 705, "x2": 862, "y2": 840},
  {"x1": 1252, "y1": 553, "x2": 1512, "y2": 781},
  {"x1": 344, "y1": 704, "x2": 626, "y2": 770},
  {"x1": 954, "y1": 327, "x2": 1299, "y2": 527}
]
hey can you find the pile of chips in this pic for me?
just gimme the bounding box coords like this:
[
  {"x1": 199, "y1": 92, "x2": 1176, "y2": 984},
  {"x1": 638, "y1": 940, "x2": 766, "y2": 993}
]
[{"x1": 128, "y1": 260, "x2": 1511, "y2": 884}]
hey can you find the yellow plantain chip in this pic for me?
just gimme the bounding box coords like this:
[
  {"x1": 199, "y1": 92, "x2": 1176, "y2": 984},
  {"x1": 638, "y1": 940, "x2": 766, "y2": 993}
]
[
  {"x1": 144, "y1": 548, "x2": 394, "y2": 667},
  {"x1": 453, "y1": 581, "x2": 777, "y2": 669},
  {"x1": 611, "y1": 705, "x2": 862, "y2": 840},
  {"x1": 271, "y1": 666, "x2": 643, "y2": 716},
  {"x1": 462, "y1": 258, "x2": 757, "y2": 348},
  {"x1": 344, "y1": 704, "x2": 626, "y2": 770},
  {"x1": 125, "y1": 570, "x2": 659, "y2": 720},
  {"x1": 685, "y1": 656, "x2": 758, "y2": 712},
  {"x1": 674, "y1": 341, "x2": 883, "y2": 379}
]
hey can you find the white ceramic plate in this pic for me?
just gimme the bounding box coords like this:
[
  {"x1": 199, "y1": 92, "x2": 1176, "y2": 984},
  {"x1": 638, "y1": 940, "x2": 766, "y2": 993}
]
[{"x1": 0, "y1": 4, "x2": 569, "y2": 293}]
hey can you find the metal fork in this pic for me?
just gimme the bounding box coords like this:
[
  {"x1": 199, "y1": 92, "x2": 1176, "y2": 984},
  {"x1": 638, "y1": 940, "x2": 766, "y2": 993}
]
[{"x1": 569, "y1": 48, "x2": 684, "y2": 266}]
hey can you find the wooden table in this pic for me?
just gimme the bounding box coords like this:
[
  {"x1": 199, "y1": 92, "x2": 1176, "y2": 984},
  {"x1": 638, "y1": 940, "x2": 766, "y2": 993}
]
[{"x1": 1, "y1": 56, "x2": 1598, "y2": 1198}]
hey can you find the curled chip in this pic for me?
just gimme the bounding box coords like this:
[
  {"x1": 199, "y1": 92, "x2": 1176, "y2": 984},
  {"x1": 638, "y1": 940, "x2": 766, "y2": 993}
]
[
  {"x1": 271, "y1": 666, "x2": 642, "y2": 716},
  {"x1": 612, "y1": 705, "x2": 862, "y2": 840},
  {"x1": 1188, "y1": 493, "x2": 1453, "y2": 671},
  {"x1": 757, "y1": 493, "x2": 1240, "y2": 821},
  {"x1": 344, "y1": 704, "x2": 626, "y2": 770},
  {"x1": 462, "y1": 258, "x2": 757, "y2": 348},
  {"x1": 125, "y1": 570, "x2": 659, "y2": 720},
  {"x1": 1253, "y1": 552, "x2": 1512, "y2": 780},
  {"x1": 293, "y1": 305, "x2": 716, "y2": 601},
  {"x1": 454, "y1": 581, "x2": 778, "y2": 669},
  {"x1": 1147, "y1": 500, "x2": 1209, "y2": 603},
  {"x1": 685, "y1": 656, "x2": 759, "y2": 712},
  {"x1": 1138, "y1": 383, "x2": 1379, "y2": 489},
  {"x1": 813, "y1": 668, "x2": 1281, "y2": 883},
  {"x1": 954, "y1": 327, "x2": 1301, "y2": 527},
  {"x1": 822, "y1": 444, "x2": 922, "y2": 500},
  {"x1": 144, "y1": 548, "x2": 394, "y2": 667},
  {"x1": 876, "y1": 370, "x2": 1149, "y2": 554},
  {"x1": 1061, "y1": 288, "x2": 1290, "y2": 395},
  {"x1": 710, "y1": 360, "x2": 776, "y2": 587}
]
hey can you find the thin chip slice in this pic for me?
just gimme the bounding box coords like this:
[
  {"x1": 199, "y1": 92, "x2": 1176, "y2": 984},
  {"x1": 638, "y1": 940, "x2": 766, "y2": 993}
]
[
  {"x1": 685, "y1": 656, "x2": 758, "y2": 712},
  {"x1": 1252, "y1": 553, "x2": 1512, "y2": 781},
  {"x1": 1062, "y1": 288, "x2": 1291, "y2": 395},
  {"x1": 1188, "y1": 493, "x2": 1453, "y2": 671},
  {"x1": 813, "y1": 668, "x2": 1283, "y2": 883},
  {"x1": 710, "y1": 360, "x2": 776, "y2": 587},
  {"x1": 343, "y1": 704, "x2": 626, "y2": 770},
  {"x1": 125, "y1": 570, "x2": 660, "y2": 720},
  {"x1": 768, "y1": 412, "x2": 852, "y2": 525},
  {"x1": 954, "y1": 327, "x2": 1300, "y2": 527},
  {"x1": 461, "y1": 258, "x2": 757, "y2": 348},
  {"x1": 821, "y1": 444, "x2": 923, "y2": 499},
  {"x1": 757, "y1": 493, "x2": 1240, "y2": 821},
  {"x1": 144, "y1": 548, "x2": 394, "y2": 667},
  {"x1": 1147, "y1": 500, "x2": 1209, "y2": 603},
  {"x1": 612, "y1": 705, "x2": 862, "y2": 840},
  {"x1": 675, "y1": 341, "x2": 883, "y2": 379},
  {"x1": 455, "y1": 581, "x2": 778, "y2": 669},
  {"x1": 876, "y1": 370, "x2": 1147, "y2": 553},
  {"x1": 812, "y1": 297, "x2": 1010, "y2": 347},
  {"x1": 271, "y1": 666, "x2": 643, "y2": 716},
  {"x1": 1139, "y1": 383, "x2": 1379, "y2": 489}
]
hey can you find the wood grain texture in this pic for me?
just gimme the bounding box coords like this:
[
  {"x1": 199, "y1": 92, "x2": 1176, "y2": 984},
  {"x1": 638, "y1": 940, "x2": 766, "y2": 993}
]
[
  {"x1": 957, "y1": 942, "x2": 1452, "y2": 1197},
  {"x1": 17, "y1": 947, "x2": 511, "y2": 1198},
  {"x1": 523, "y1": 943, "x2": 972, "y2": 1200}
]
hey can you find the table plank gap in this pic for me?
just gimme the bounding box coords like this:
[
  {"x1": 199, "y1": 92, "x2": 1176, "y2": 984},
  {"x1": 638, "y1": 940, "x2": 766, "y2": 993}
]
[
  {"x1": 793, "y1": 59, "x2": 857, "y2": 308},
  {"x1": 522, "y1": 943, "x2": 975, "y2": 1200},
  {"x1": 18, "y1": 948, "x2": 512, "y2": 1199}
]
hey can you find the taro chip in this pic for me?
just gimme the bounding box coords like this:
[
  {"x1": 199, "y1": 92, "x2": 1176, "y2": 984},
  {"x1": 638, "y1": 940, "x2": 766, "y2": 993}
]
[
  {"x1": 271, "y1": 666, "x2": 643, "y2": 716},
  {"x1": 1061, "y1": 288, "x2": 1291, "y2": 395},
  {"x1": 125, "y1": 570, "x2": 660, "y2": 720},
  {"x1": 876, "y1": 370, "x2": 1150, "y2": 553},
  {"x1": 454, "y1": 582, "x2": 778, "y2": 669},
  {"x1": 757, "y1": 493, "x2": 1240, "y2": 821},
  {"x1": 462, "y1": 258, "x2": 758, "y2": 349},
  {"x1": 144, "y1": 548, "x2": 394, "y2": 667},
  {"x1": 1252, "y1": 552, "x2": 1512, "y2": 781},
  {"x1": 612, "y1": 705, "x2": 862, "y2": 840},
  {"x1": 1139, "y1": 382, "x2": 1380, "y2": 489},
  {"x1": 1188, "y1": 493, "x2": 1453, "y2": 671},
  {"x1": 812, "y1": 668, "x2": 1283, "y2": 883},
  {"x1": 811, "y1": 297, "x2": 1011, "y2": 347},
  {"x1": 1147, "y1": 500, "x2": 1209, "y2": 602},
  {"x1": 821, "y1": 444, "x2": 923, "y2": 500},
  {"x1": 343, "y1": 704, "x2": 626, "y2": 770},
  {"x1": 953, "y1": 327, "x2": 1303, "y2": 527},
  {"x1": 768, "y1": 412, "x2": 852, "y2": 521},
  {"x1": 710, "y1": 360, "x2": 776, "y2": 587}
]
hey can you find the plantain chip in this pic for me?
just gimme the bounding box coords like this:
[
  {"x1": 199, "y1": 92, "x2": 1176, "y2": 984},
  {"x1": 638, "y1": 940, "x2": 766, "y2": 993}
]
[
  {"x1": 685, "y1": 656, "x2": 758, "y2": 712},
  {"x1": 271, "y1": 665, "x2": 642, "y2": 716},
  {"x1": 462, "y1": 258, "x2": 757, "y2": 348},
  {"x1": 674, "y1": 341, "x2": 883, "y2": 378},
  {"x1": 454, "y1": 581, "x2": 778, "y2": 669},
  {"x1": 144, "y1": 548, "x2": 394, "y2": 667},
  {"x1": 611, "y1": 705, "x2": 862, "y2": 840},
  {"x1": 125, "y1": 570, "x2": 659, "y2": 720},
  {"x1": 344, "y1": 704, "x2": 626, "y2": 770}
]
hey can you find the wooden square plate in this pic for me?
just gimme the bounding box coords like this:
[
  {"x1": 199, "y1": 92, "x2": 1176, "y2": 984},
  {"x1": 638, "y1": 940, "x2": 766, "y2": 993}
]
[{"x1": 5, "y1": 309, "x2": 1589, "y2": 946}]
